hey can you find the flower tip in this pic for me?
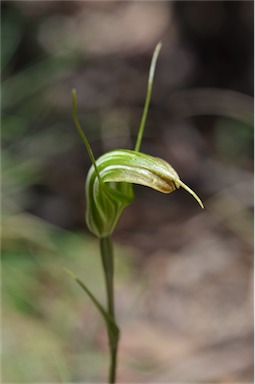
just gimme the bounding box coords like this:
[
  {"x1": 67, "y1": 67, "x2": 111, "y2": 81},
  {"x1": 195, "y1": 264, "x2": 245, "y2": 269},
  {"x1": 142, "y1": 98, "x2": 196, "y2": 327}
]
[
  {"x1": 188, "y1": 190, "x2": 204, "y2": 210},
  {"x1": 177, "y1": 179, "x2": 204, "y2": 209}
]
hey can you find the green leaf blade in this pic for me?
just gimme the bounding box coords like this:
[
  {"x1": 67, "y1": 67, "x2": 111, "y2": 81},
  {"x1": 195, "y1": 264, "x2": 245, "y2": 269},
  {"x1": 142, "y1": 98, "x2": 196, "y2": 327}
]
[{"x1": 64, "y1": 268, "x2": 119, "y2": 346}]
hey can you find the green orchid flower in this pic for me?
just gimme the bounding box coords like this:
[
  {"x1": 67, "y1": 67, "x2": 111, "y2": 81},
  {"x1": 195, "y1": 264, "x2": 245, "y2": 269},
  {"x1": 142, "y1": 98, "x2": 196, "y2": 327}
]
[
  {"x1": 72, "y1": 42, "x2": 203, "y2": 239},
  {"x1": 85, "y1": 149, "x2": 203, "y2": 238}
]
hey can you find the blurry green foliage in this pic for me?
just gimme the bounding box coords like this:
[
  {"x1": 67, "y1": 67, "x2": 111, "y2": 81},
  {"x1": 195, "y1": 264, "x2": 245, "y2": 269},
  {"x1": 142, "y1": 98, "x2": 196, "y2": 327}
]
[
  {"x1": 2, "y1": 53, "x2": 78, "y2": 110},
  {"x1": 1, "y1": 9, "x2": 24, "y2": 70},
  {"x1": 214, "y1": 118, "x2": 253, "y2": 166}
]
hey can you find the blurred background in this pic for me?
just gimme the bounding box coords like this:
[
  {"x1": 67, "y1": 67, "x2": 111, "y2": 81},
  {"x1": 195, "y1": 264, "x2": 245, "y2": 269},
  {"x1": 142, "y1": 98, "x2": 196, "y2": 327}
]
[{"x1": 1, "y1": 1, "x2": 253, "y2": 382}]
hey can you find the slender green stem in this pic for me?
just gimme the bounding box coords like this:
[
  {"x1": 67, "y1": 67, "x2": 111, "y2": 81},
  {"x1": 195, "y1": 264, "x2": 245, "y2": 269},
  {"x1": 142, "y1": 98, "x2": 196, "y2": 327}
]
[
  {"x1": 100, "y1": 236, "x2": 118, "y2": 383},
  {"x1": 100, "y1": 236, "x2": 114, "y2": 317},
  {"x1": 135, "y1": 42, "x2": 162, "y2": 152}
]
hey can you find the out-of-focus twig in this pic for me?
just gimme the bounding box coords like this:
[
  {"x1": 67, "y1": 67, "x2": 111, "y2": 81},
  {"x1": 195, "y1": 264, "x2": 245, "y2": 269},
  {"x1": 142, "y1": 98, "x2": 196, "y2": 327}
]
[{"x1": 168, "y1": 88, "x2": 253, "y2": 126}]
